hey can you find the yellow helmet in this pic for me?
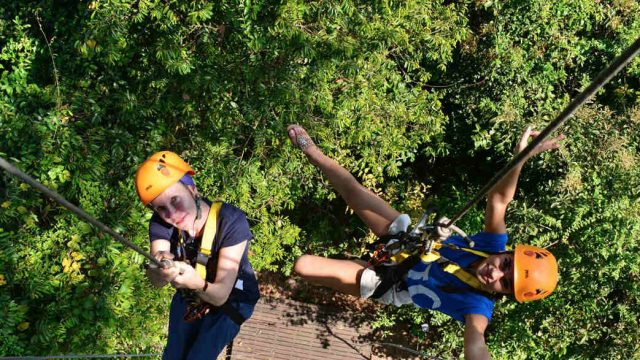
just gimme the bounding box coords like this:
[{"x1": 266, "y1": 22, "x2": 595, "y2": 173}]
[{"x1": 135, "y1": 151, "x2": 195, "y2": 205}]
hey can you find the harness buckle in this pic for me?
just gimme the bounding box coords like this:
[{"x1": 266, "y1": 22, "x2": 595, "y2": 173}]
[
  {"x1": 196, "y1": 252, "x2": 209, "y2": 266},
  {"x1": 369, "y1": 210, "x2": 478, "y2": 267}
]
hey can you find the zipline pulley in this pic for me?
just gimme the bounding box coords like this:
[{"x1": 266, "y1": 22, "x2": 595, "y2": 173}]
[{"x1": 368, "y1": 209, "x2": 474, "y2": 268}]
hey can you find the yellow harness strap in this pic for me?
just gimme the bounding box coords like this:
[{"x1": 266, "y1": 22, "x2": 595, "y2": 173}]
[
  {"x1": 439, "y1": 261, "x2": 483, "y2": 289},
  {"x1": 415, "y1": 243, "x2": 487, "y2": 290},
  {"x1": 380, "y1": 234, "x2": 493, "y2": 291},
  {"x1": 389, "y1": 251, "x2": 412, "y2": 263},
  {"x1": 195, "y1": 202, "x2": 222, "y2": 280},
  {"x1": 390, "y1": 241, "x2": 445, "y2": 263}
]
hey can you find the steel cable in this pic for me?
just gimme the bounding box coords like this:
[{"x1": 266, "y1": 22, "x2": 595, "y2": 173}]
[
  {"x1": 445, "y1": 36, "x2": 640, "y2": 228},
  {"x1": 0, "y1": 157, "x2": 164, "y2": 268}
]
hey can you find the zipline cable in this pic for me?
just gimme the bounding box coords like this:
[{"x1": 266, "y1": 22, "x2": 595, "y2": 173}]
[
  {"x1": 445, "y1": 36, "x2": 640, "y2": 228},
  {"x1": 0, "y1": 157, "x2": 165, "y2": 268}
]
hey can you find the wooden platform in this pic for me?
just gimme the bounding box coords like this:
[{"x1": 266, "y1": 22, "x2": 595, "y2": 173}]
[{"x1": 222, "y1": 297, "x2": 374, "y2": 359}]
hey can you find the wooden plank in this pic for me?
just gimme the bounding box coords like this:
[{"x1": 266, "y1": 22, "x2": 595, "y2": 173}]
[{"x1": 221, "y1": 297, "x2": 373, "y2": 359}]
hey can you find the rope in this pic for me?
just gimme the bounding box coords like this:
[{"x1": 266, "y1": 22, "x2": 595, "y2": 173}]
[
  {"x1": 0, "y1": 157, "x2": 164, "y2": 268},
  {"x1": 445, "y1": 36, "x2": 640, "y2": 228}
]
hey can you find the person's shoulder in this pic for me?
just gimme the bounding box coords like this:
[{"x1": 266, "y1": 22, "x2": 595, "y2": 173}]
[
  {"x1": 149, "y1": 211, "x2": 170, "y2": 227},
  {"x1": 469, "y1": 232, "x2": 508, "y2": 251},
  {"x1": 458, "y1": 291, "x2": 496, "y2": 319},
  {"x1": 149, "y1": 212, "x2": 174, "y2": 241},
  {"x1": 215, "y1": 202, "x2": 252, "y2": 243},
  {"x1": 218, "y1": 202, "x2": 247, "y2": 220},
  {"x1": 215, "y1": 202, "x2": 251, "y2": 229},
  {"x1": 435, "y1": 289, "x2": 495, "y2": 323}
]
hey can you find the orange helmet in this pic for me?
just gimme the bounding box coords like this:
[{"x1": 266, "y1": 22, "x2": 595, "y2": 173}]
[
  {"x1": 135, "y1": 151, "x2": 195, "y2": 205},
  {"x1": 513, "y1": 245, "x2": 559, "y2": 302}
]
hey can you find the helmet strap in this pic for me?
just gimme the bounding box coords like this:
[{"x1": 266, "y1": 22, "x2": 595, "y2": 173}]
[{"x1": 181, "y1": 182, "x2": 202, "y2": 221}]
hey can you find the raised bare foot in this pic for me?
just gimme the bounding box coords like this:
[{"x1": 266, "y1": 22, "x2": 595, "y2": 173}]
[{"x1": 287, "y1": 124, "x2": 322, "y2": 162}]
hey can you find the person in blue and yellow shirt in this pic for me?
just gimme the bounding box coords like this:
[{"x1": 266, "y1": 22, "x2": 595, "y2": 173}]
[{"x1": 288, "y1": 125, "x2": 562, "y2": 360}]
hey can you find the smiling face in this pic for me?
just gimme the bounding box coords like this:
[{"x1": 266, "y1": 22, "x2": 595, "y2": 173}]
[
  {"x1": 474, "y1": 253, "x2": 515, "y2": 294},
  {"x1": 149, "y1": 181, "x2": 198, "y2": 230}
]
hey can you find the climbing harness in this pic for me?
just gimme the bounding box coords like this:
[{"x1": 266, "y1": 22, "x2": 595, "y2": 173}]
[
  {"x1": 368, "y1": 211, "x2": 477, "y2": 267},
  {"x1": 173, "y1": 202, "x2": 246, "y2": 325},
  {"x1": 368, "y1": 208, "x2": 560, "y2": 302},
  {"x1": 367, "y1": 210, "x2": 492, "y2": 299}
]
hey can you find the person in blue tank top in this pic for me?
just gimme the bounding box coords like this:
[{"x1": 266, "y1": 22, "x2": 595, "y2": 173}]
[
  {"x1": 287, "y1": 124, "x2": 562, "y2": 360},
  {"x1": 135, "y1": 151, "x2": 259, "y2": 360}
]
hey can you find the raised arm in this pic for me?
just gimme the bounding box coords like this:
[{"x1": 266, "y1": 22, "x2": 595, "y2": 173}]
[
  {"x1": 484, "y1": 127, "x2": 565, "y2": 234},
  {"x1": 464, "y1": 314, "x2": 490, "y2": 360}
]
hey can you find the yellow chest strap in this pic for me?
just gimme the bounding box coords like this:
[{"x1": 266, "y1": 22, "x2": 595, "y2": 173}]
[
  {"x1": 438, "y1": 260, "x2": 483, "y2": 289},
  {"x1": 389, "y1": 242, "x2": 484, "y2": 290},
  {"x1": 417, "y1": 250, "x2": 483, "y2": 289},
  {"x1": 195, "y1": 202, "x2": 222, "y2": 280}
]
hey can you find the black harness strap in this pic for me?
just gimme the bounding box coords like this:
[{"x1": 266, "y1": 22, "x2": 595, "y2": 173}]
[
  {"x1": 221, "y1": 301, "x2": 246, "y2": 326},
  {"x1": 369, "y1": 254, "x2": 421, "y2": 299}
]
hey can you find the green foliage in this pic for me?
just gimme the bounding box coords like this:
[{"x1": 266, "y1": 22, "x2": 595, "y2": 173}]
[{"x1": 0, "y1": 0, "x2": 639, "y2": 358}]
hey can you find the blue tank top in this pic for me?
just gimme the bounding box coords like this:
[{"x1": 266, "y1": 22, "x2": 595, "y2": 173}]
[{"x1": 148, "y1": 201, "x2": 260, "y2": 304}]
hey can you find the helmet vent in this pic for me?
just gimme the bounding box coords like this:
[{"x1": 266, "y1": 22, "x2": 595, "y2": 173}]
[
  {"x1": 535, "y1": 252, "x2": 548, "y2": 259},
  {"x1": 525, "y1": 250, "x2": 549, "y2": 259},
  {"x1": 156, "y1": 163, "x2": 170, "y2": 176}
]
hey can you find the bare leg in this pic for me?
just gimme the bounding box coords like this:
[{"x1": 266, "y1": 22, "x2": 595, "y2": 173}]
[
  {"x1": 287, "y1": 124, "x2": 400, "y2": 237},
  {"x1": 293, "y1": 255, "x2": 367, "y2": 297}
]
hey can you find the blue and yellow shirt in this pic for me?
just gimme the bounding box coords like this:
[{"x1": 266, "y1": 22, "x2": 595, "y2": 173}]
[{"x1": 406, "y1": 232, "x2": 508, "y2": 323}]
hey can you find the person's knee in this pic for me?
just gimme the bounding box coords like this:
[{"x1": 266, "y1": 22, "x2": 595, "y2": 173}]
[{"x1": 293, "y1": 255, "x2": 313, "y2": 277}]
